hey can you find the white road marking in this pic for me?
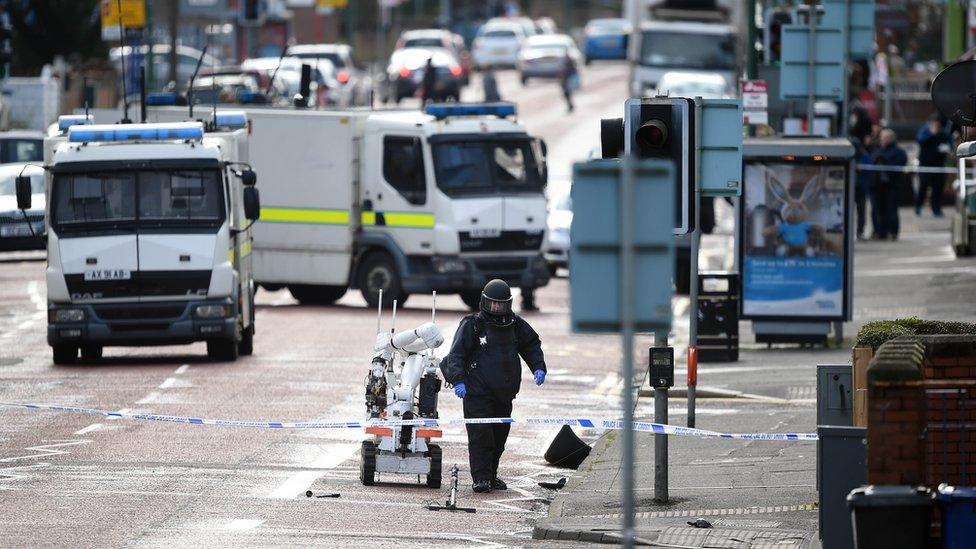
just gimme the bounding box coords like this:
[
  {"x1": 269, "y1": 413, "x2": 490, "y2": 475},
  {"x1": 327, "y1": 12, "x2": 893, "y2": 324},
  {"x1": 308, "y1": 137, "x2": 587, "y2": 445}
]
[
  {"x1": 266, "y1": 442, "x2": 360, "y2": 499},
  {"x1": 136, "y1": 392, "x2": 160, "y2": 404},
  {"x1": 16, "y1": 319, "x2": 32, "y2": 330},
  {"x1": 73, "y1": 423, "x2": 103, "y2": 436},
  {"x1": 159, "y1": 378, "x2": 177, "y2": 389},
  {"x1": 223, "y1": 519, "x2": 265, "y2": 531},
  {"x1": 106, "y1": 408, "x2": 131, "y2": 420},
  {"x1": 28, "y1": 280, "x2": 44, "y2": 311},
  {"x1": 174, "y1": 364, "x2": 190, "y2": 374},
  {"x1": 857, "y1": 265, "x2": 976, "y2": 277},
  {"x1": 0, "y1": 440, "x2": 89, "y2": 463},
  {"x1": 886, "y1": 255, "x2": 956, "y2": 264}
]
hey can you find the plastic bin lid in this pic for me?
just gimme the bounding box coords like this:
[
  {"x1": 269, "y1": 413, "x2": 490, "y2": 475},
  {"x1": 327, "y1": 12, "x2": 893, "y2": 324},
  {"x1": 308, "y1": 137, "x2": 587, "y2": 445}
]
[
  {"x1": 936, "y1": 484, "x2": 976, "y2": 501},
  {"x1": 847, "y1": 485, "x2": 933, "y2": 507}
]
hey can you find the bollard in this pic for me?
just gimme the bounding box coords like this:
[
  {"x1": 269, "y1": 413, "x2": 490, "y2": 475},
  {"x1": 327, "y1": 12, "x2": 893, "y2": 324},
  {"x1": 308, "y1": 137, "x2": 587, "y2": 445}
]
[{"x1": 687, "y1": 345, "x2": 698, "y2": 428}]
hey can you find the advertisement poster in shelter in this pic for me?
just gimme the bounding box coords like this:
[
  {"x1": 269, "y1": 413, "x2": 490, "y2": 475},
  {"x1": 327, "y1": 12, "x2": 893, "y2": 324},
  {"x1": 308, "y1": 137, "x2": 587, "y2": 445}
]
[{"x1": 741, "y1": 162, "x2": 848, "y2": 320}]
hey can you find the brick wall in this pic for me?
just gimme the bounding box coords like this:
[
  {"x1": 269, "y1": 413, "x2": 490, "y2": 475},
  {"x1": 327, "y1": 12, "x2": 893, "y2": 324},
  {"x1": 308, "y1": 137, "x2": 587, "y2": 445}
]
[{"x1": 867, "y1": 335, "x2": 976, "y2": 488}]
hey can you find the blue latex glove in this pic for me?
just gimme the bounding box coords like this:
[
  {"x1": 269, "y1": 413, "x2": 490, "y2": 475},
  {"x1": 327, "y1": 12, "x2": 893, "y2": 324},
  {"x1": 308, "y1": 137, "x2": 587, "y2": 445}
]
[
  {"x1": 454, "y1": 382, "x2": 467, "y2": 399},
  {"x1": 534, "y1": 370, "x2": 546, "y2": 386}
]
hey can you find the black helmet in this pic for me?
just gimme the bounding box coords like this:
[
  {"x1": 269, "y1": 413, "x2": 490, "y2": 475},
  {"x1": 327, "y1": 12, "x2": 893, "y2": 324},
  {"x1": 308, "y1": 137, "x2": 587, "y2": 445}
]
[{"x1": 480, "y1": 279, "x2": 513, "y2": 323}]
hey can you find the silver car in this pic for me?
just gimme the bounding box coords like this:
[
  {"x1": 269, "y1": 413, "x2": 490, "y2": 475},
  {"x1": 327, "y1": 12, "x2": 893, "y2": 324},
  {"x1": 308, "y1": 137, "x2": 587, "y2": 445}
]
[
  {"x1": 517, "y1": 34, "x2": 583, "y2": 84},
  {"x1": 544, "y1": 191, "x2": 572, "y2": 274}
]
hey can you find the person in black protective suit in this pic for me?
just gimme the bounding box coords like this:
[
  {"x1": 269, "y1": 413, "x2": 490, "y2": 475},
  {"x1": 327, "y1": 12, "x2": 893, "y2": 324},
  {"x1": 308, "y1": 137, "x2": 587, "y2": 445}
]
[{"x1": 441, "y1": 279, "x2": 547, "y2": 493}]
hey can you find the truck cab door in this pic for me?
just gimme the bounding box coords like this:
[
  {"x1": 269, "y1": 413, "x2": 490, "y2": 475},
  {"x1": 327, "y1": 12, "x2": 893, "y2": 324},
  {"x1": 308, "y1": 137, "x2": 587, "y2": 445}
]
[{"x1": 362, "y1": 133, "x2": 435, "y2": 254}]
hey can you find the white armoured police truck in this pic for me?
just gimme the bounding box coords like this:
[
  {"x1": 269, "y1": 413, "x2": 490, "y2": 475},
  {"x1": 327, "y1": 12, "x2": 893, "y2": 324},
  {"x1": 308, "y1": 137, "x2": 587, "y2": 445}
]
[
  {"x1": 136, "y1": 102, "x2": 550, "y2": 308},
  {"x1": 38, "y1": 114, "x2": 260, "y2": 364}
]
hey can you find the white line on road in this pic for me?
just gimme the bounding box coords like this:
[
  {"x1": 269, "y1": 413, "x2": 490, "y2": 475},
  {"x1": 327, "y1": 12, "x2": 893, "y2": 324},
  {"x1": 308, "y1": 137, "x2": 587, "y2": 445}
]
[
  {"x1": 73, "y1": 423, "x2": 103, "y2": 436},
  {"x1": 159, "y1": 378, "x2": 177, "y2": 389},
  {"x1": 174, "y1": 364, "x2": 189, "y2": 375},
  {"x1": 223, "y1": 519, "x2": 265, "y2": 531},
  {"x1": 265, "y1": 442, "x2": 360, "y2": 499},
  {"x1": 136, "y1": 392, "x2": 160, "y2": 404},
  {"x1": 857, "y1": 265, "x2": 976, "y2": 278}
]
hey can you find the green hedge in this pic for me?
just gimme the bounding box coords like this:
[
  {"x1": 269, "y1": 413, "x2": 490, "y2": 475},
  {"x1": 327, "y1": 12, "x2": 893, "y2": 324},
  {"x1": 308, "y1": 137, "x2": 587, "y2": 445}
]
[{"x1": 856, "y1": 317, "x2": 976, "y2": 350}]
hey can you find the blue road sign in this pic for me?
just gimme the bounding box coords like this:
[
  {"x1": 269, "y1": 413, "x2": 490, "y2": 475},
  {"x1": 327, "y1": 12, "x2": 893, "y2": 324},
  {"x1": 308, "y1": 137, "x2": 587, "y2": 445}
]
[
  {"x1": 570, "y1": 159, "x2": 675, "y2": 333},
  {"x1": 823, "y1": 0, "x2": 875, "y2": 59},
  {"x1": 779, "y1": 25, "x2": 845, "y2": 100},
  {"x1": 698, "y1": 98, "x2": 743, "y2": 197}
]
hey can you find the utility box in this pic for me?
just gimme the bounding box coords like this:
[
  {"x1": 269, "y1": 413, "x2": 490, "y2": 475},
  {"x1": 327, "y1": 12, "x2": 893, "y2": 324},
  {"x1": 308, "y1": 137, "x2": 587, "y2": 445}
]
[
  {"x1": 697, "y1": 272, "x2": 739, "y2": 362},
  {"x1": 817, "y1": 426, "x2": 866, "y2": 549},
  {"x1": 817, "y1": 364, "x2": 853, "y2": 427},
  {"x1": 648, "y1": 347, "x2": 674, "y2": 388}
]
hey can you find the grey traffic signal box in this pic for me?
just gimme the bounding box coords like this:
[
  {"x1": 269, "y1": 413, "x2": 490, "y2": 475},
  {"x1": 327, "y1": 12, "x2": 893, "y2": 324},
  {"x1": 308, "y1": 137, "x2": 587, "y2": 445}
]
[{"x1": 817, "y1": 364, "x2": 853, "y2": 426}]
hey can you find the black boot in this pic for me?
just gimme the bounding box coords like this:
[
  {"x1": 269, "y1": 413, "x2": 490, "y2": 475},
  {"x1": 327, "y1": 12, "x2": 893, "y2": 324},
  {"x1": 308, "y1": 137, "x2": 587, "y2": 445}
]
[
  {"x1": 491, "y1": 477, "x2": 508, "y2": 490},
  {"x1": 473, "y1": 480, "x2": 492, "y2": 493}
]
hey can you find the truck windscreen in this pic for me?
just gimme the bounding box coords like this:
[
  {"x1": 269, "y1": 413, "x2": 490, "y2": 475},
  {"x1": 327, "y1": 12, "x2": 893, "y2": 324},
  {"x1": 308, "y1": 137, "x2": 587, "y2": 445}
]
[
  {"x1": 639, "y1": 31, "x2": 735, "y2": 70},
  {"x1": 52, "y1": 169, "x2": 224, "y2": 232},
  {"x1": 432, "y1": 140, "x2": 543, "y2": 197}
]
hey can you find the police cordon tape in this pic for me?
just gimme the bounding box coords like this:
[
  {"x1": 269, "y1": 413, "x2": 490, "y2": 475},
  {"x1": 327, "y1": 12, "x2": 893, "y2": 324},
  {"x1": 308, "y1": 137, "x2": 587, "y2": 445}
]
[
  {"x1": 855, "y1": 163, "x2": 973, "y2": 175},
  {"x1": 0, "y1": 402, "x2": 818, "y2": 441}
]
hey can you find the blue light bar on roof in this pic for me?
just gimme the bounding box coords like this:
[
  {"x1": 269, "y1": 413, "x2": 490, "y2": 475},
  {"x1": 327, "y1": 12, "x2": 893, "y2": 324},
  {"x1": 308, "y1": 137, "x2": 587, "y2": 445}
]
[
  {"x1": 58, "y1": 114, "x2": 94, "y2": 132},
  {"x1": 211, "y1": 110, "x2": 247, "y2": 130},
  {"x1": 68, "y1": 122, "x2": 205, "y2": 143},
  {"x1": 146, "y1": 92, "x2": 179, "y2": 106},
  {"x1": 424, "y1": 103, "x2": 517, "y2": 119}
]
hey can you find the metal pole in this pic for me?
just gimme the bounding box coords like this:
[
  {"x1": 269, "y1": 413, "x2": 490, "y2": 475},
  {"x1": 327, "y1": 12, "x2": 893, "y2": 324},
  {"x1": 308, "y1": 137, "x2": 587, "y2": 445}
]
[
  {"x1": 628, "y1": 0, "x2": 641, "y2": 97},
  {"x1": 653, "y1": 328, "x2": 668, "y2": 503},
  {"x1": 689, "y1": 98, "x2": 702, "y2": 349},
  {"x1": 687, "y1": 345, "x2": 697, "y2": 428},
  {"x1": 746, "y1": 0, "x2": 757, "y2": 80},
  {"x1": 806, "y1": 1, "x2": 817, "y2": 135},
  {"x1": 839, "y1": 0, "x2": 850, "y2": 138},
  {"x1": 619, "y1": 156, "x2": 636, "y2": 548}
]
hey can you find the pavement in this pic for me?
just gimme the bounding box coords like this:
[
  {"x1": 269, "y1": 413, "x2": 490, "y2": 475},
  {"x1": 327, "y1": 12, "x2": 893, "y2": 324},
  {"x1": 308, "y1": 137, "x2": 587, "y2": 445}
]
[{"x1": 533, "y1": 211, "x2": 976, "y2": 548}]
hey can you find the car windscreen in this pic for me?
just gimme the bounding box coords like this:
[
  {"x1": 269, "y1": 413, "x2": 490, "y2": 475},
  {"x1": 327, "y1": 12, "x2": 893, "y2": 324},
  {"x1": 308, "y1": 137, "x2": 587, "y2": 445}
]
[
  {"x1": 432, "y1": 139, "x2": 543, "y2": 196},
  {"x1": 0, "y1": 139, "x2": 43, "y2": 164},
  {"x1": 640, "y1": 31, "x2": 735, "y2": 70},
  {"x1": 52, "y1": 169, "x2": 224, "y2": 231},
  {"x1": 292, "y1": 52, "x2": 344, "y2": 68},
  {"x1": 0, "y1": 171, "x2": 43, "y2": 196},
  {"x1": 481, "y1": 29, "x2": 517, "y2": 39},
  {"x1": 403, "y1": 38, "x2": 444, "y2": 48}
]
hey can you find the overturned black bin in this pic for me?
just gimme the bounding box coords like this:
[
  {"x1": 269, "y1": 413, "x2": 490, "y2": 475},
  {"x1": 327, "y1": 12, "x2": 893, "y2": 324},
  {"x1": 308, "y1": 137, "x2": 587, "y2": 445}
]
[
  {"x1": 847, "y1": 485, "x2": 933, "y2": 549},
  {"x1": 697, "y1": 271, "x2": 738, "y2": 362}
]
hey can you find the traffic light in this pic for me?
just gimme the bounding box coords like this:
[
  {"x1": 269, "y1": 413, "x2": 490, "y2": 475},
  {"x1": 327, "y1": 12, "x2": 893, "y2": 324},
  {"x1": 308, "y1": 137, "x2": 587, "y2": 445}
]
[{"x1": 601, "y1": 97, "x2": 696, "y2": 235}]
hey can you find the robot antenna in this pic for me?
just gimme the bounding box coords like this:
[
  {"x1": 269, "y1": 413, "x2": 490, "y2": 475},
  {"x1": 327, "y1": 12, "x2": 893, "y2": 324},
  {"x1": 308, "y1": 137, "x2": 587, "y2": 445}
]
[
  {"x1": 432, "y1": 291, "x2": 437, "y2": 324},
  {"x1": 376, "y1": 289, "x2": 383, "y2": 334},
  {"x1": 391, "y1": 299, "x2": 398, "y2": 334}
]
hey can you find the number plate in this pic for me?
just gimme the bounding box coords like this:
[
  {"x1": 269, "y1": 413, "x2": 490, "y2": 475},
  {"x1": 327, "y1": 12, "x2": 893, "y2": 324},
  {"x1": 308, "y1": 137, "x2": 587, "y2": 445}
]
[
  {"x1": 470, "y1": 228, "x2": 501, "y2": 238},
  {"x1": 84, "y1": 269, "x2": 132, "y2": 281},
  {"x1": 0, "y1": 223, "x2": 32, "y2": 237}
]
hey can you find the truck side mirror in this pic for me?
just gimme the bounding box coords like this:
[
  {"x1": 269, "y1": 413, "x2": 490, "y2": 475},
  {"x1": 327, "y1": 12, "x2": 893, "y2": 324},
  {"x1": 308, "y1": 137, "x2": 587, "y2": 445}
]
[
  {"x1": 15, "y1": 175, "x2": 32, "y2": 210},
  {"x1": 243, "y1": 187, "x2": 260, "y2": 220},
  {"x1": 240, "y1": 169, "x2": 257, "y2": 187}
]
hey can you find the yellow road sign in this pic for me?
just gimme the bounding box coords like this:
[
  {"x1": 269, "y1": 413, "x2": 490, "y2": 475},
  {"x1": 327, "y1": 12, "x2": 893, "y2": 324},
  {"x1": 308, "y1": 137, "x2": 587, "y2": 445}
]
[
  {"x1": 317, "y1": 0, "x2": 349, "y2": 8},
  {"x1": 101, "y1": 0, "x2": 146, "y2": 30}
]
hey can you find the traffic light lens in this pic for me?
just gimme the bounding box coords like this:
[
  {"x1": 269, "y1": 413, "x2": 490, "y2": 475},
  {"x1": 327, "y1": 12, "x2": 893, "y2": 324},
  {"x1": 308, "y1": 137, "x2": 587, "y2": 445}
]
[{"x1": 636, "y1": 119, "x2": 668, "y2": 150}]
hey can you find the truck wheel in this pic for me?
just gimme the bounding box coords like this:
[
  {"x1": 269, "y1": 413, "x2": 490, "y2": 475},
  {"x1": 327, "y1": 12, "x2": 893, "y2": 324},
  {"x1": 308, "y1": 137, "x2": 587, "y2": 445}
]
[
  {"x1": 80, "y1": 345, "x2": 103, "y2": 361},
  {"x1": 207, "y1": 339, "x2": 239, "y2": 362},
  {"x1": 289, "y1": 284, "x2": 347, "y2": 305},
  {"x1": 426, "y1": 443, "x2": 442, "y2": 489},
  {"x1": 52, "y1": 344, "x2": 78, "y2": 365},
  {"x1": 238, "y1": 326, "x2": 254, "y2": 356},
  {"x1": 459, "y1": 290, "x2": 481, "y2": 311},
  {"x1": 360, "y1": 440, "x2": 377, "y2": 486},
  {"x1": 359, "y1": 253, "x2": 407, "y2": 308}
]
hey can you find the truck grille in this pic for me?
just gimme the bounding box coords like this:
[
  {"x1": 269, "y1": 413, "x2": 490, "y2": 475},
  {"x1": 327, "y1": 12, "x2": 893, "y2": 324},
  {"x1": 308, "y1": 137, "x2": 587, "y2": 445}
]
[
  {"x1": 93, "y1": 303, "x2": 188, "y2": 321},
  {"x1": 459, "y1": 230, "x2": 543, "y2": 253},
  {"x1": 473, "y1": 257, "x2": 529, "y2": 273}
]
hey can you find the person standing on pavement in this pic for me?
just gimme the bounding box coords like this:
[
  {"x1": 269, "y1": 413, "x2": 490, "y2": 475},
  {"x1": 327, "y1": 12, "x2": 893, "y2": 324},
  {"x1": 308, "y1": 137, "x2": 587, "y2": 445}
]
[
  {"x1": 870, "y1": 128, "x2": 908, "y2": 240},
  {"x1": 420, "y1": 56, "x2": 438, "y2": 104},
  {"x1": 559, "y1": 56, "x2": 578, "y2": 113},
  {"x1": 440, "y1": 279, "x2": 547, "y2": 493},
  {"x1": 852, "y1": 135, "x2": 873, "y2": 240},
  {"x1": 915, "y1": 115, "x2": 952, "y2": 217},
  {"x1": 482, "y1": 65, "x2": 501, "y2": 102}
]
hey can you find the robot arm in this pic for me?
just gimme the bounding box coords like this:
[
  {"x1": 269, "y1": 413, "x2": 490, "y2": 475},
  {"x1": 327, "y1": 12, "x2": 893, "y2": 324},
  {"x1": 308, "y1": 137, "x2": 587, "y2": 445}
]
[{"x1": 391, "y1": 322, "x2": 444, "y2": 353}]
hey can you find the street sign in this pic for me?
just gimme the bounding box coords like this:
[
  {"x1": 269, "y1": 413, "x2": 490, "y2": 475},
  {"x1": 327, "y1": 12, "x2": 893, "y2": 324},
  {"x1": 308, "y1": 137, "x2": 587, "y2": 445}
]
[
  {"x1": 741, "y1": 80, "x2": 768, "y2": 125},
  {"x1": 823, "y1": 0, "x2": 875, "y2": 59},
  {"x1": 570, "y1": 159, "x2": 674, "y2": 333},
  {"x1": 101, "y1": 0, "x2": 146, "y2": 41},
  {"x1": 698, "y1": 98, "x2": 743, "y2": 198},
  {"x1": 779, "y1": 25, "x2": 845, "y2": 101}
]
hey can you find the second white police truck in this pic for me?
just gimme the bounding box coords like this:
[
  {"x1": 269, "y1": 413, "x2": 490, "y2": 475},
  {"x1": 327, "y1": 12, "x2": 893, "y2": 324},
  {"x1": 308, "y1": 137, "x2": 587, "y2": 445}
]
[
  {"x1": 33, "y1": 114, "x2": 260, "y2": 364},
  {"x1": 135, "y1": 102, "x2": 551, "y2": 308}
]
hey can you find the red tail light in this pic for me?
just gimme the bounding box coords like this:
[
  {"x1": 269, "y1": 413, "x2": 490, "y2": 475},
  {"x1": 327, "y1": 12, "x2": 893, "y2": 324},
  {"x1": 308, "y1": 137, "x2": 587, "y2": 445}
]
[
  {"x1": 449, "y1": 65, "x2": 462, "y2": 77},
  {"x1": 337, "y1": 70, "x2": 350, "y2": 84},
  {"x1": 398, "y1": 67, "x2": 411, "y2": 78}
]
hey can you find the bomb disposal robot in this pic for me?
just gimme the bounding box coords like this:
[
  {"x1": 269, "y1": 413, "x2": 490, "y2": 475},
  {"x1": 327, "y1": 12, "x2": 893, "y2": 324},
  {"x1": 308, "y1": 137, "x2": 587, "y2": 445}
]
[{"x1": 362, "y1": 295, "x2": 445, "y2": 487}]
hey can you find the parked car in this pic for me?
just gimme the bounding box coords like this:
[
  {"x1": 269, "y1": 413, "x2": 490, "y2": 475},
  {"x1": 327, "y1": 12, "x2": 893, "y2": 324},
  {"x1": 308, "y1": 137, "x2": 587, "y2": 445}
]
[
  {"x1": 582, "y1": 18, "x2": 631, "y2": 63},
  {"x1": 472, "y1": 21, "x2": 528, "y2": 69},
  {"x1": 544, "y1": 190, "x2": 572, "y2": 275},
  {"x1": 188, "y1": 67, "x2": 275, "y2": 105},
  {"x1": 0, "y1": 131, "x2": 43, "y2": 164},
  {"x1": 396, "y1": 29, "x2": 473, "y2": 85},
  {"x1": 487, "y1": 16, "x2": 539, "y2": 39},
  {"x1": 654, "y1": 71, "x2": 732, "y2": 99},
  {"x1": 241, "y1": 57, "x2": 342, "y2": 107},
  {"x1": 288, "y1": 44, "x2": 372, "y2": 105},
  {"x1": 0, "y1": 164, "x2": 45, "y2": 251},
  {"x1": 109, "y1": 44, "x2": 218, "y2": 90},
  {"x1": 386, "y1": 48, "x2": 463, "y2": 103},
  {"x1": 517, "y1": 34, "x2": 583, "y2": 84}
]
